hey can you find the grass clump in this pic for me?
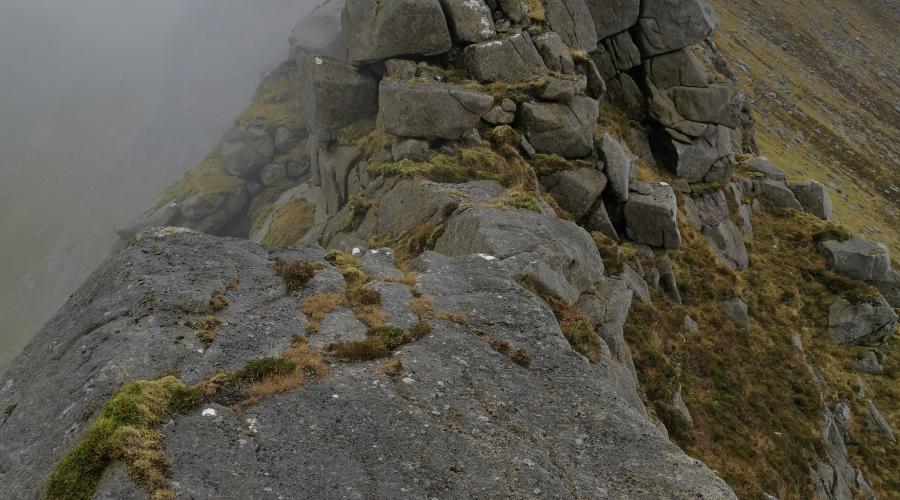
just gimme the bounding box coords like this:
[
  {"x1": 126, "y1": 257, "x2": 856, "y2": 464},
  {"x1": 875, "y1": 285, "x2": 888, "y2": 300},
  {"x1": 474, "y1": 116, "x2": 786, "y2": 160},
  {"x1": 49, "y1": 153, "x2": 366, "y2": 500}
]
[
  {"x1": 248, "y1": 337, "x2": 328, "y2": 399},
  {"x1": 237, "y1": 358, "x2": 297, "y2": 384},
  {"x1": 274, "y1": 259, "x2": 321, "y2": 292},
  {"x1": 46, "y1": 377, "x2": 185, "y2": 500},
  {"x1": 208, "y1": 293, "x2": 228, "y2": 312},
  {"x1": 153, "y1": 147, "x2": 244, "y2": 210},
  {"x1": 300, "y1": 293, "x2": 346, "y2": 332},
  {"x1": 187, "y1": 315, "x2": 222, "y2": 348},
  {"x1": 260, "y1": 198, "x2": 318, "y2": 249},
  {"x1": 328, "y1": 322, "x2": 432, "y2": 361},
  {"x1": 488, "y1": 339, "x2": 533, "y2": 368},
  {"x1": 485, "y1": 125, "x2": 522, "y2": 147},
  {"x1": 325, "y1": 250, "x2": 367, "y2": 289},
  {"x1": 370, "y1": 145, "x2": 534, "y2": 189},
  {"x1": 546, "y1": 297, "x2": 603, "y2": 362},
  {"x1": 507, "y1": 190, "x2": 542, "y2": 212}
]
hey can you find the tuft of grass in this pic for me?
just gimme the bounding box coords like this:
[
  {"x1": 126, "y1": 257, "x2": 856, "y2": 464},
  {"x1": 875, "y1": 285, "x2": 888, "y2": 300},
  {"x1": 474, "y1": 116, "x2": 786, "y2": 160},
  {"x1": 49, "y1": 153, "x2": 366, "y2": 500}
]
[
  {"x1": 300, "y1": 293, "x2": 346, "y2": 332},
  {"x1": 208, "y1": 293, "x2": 228, "y2": 312},
  {"x1": 46, "y1": 377, "x2": 185, "y2": 500},
  {"x1": 485, "y1": 125, "x2": 522, "y2": 147},
  {"x1": 370, "y1": 145, "x2": 534, "y2": 189},
  {"x1": 379, "y1": 359, "x2": 405, "y2": 377},
  {"x1": 274, "y1": 259, "x2": 321, "y2": 292},
  {"x1": 187, "y1": 315, "x2": 222, "y2": 348},
  {"x1": 546, "y1": 297, "x2": 603, "y2": 362},
  {"x1": 248, "y1": 337, "x2": 328, "y2": 399},
  {"x1": 508, "y1": 190, "x2": 542, "y2": 212},
  {"x1": 260, "y1": 198, "x2": 318, "y2": 249},
  {"x1": 489, "y1": 339, "x2": 533, "y2": 368},
  {"x1": 237, "y1": 358, "x2": 297, "y2": 384}
]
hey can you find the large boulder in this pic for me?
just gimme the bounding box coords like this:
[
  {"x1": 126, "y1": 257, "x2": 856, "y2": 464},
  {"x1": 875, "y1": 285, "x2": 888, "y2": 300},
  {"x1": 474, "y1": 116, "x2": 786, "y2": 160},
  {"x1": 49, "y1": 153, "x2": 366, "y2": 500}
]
[
  {"x1": 599, "y1": 31, "x2": 642, "y2": 73},
  {"x1": 584, "y1": 0, "x2": 641, "y2": 40},
  {"x1": 377, "y1": 79, "x2": 493, "y2": 140},
  {"x1": 289, "y1": 0, "x2": 347, "y2": 62},
  {"x1": 464, "y1": 33, "x2": 548, "y2": 83},
  {"x1": 533, "y1": 32, "x2": 575, "y2": 74},
  {"x1": 439, "y1": 0, "x2": 496, "y2": 43},
  {"x1": 598, "y1": 133, "x2": 634, "y2": 201},
  {"x1": 693, "y1": 190, "x2": 749, "y2": 270},
  {"x1": 309, "y1": 141, "x2": 363, "y2": 213},
  {"x1": 576, "y1": 277, "x2": 636, "y2": 378},
  {"x1": 624, "y1": 182, "x2": 682, "y2": 249},
  {"x1": 757, "y1": 179, "x2": 803, "y2": 210},
  {"x1": 342, "y1": 0, "x2": 452, "y2": 65},
  {"x1": 542, "y1": 0, "x2": 599, "y2": 51},
  {"x1": 518, "y1": 96, "x2": 599, "y2": 158},
  {"x1": 435, "y1": 207, "x2": 605, "y2": 303},
  {"x1": 741, "y1": 156, "x2": 786, "y2": 181},
  {"x1": 828, "y1": 296, "x2": 898, "y2": 347},
  {"x1": 788, "y1": 180, "x2": 833, "y2": 220},
  {"x1": 636, "y1": 0, "x2": 719, "y2": 56},
  {"x1": 300, "y1": 56, "x2": 378, "y2": 142},
  {"x1": 541, "y1": 168, "x2": 608, "y2": 219},
  {"x1": 668, "y1": 85, "x2": 743, "y2": 128},
  {"x1": 645, "y1": 49, "x2": 707, "y2": 90},
  {"x1": 651, "y1": 125, "x2": 734, "y2": 183},
  {"x1": 820, "y1": 236, "x2": 893, "y2": 282},
  {"x1": 221, "y1": 120, "x2": 275, "y2": 178}
]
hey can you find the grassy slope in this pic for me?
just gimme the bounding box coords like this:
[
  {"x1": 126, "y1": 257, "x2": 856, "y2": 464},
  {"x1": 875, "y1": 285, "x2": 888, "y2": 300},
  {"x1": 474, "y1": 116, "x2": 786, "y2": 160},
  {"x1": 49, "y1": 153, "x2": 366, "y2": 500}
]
[{"x1": 709, "y1": 0, "x2": 900, "y2": 256}]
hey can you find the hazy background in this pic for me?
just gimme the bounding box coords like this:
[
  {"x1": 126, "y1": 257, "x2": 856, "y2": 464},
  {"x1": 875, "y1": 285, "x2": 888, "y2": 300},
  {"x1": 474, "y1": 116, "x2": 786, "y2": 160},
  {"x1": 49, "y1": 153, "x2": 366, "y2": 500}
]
[{"x1": 0, "y1": 0, "x2": 317, "y2": 373}]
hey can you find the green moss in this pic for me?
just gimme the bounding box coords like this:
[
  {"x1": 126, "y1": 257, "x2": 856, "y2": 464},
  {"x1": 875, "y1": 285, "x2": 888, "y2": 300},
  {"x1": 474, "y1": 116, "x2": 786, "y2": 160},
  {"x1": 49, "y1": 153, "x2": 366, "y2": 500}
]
[
  {"x1": 46, "y1": 377, "x2": 184, "y2": 499},
  {"x1": 336, "y1": 121, "x2": 376, "y2": 146},
  {"x1": 528, "y1": 154, "x2": 575, "y2": 176},
  {"x1": 509, "y1": 190, "x2": 541, "y2": 212},
  {"x1": 237, "y1": 73, "x2": 303, "y2": 134},
  {"x1": 485, "y1": 125, "x2": 522, "y2": 147},
  {"x1": 260, "y1": 198, "x2": 317, "y2": 249},
  {"x1": 153, "y1": 146, "x2": 245, "y2": 210}
]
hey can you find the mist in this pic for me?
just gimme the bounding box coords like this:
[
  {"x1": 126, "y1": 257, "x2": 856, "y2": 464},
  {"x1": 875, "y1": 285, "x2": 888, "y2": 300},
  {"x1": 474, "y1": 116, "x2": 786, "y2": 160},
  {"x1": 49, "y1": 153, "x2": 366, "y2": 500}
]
[{"x1": 0, "y1": 0, "x2": 318, "y2": 373}]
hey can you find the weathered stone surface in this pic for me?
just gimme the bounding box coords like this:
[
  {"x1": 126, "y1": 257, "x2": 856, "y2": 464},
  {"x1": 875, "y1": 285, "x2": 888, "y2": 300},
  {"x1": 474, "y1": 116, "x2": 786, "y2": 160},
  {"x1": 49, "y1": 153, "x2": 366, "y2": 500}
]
[
  {"x1": 301, "y1": 56, "x2": 378, "y2": 142},
  {"x1": 820, "y1": 236, "x2": 893, "y2": 282},
  {"x1": 540, "y1": 75, "x2": 588, "y2": 102},
  {"x1": 672, "y1": 384, "x2": 694, "y2": 426},
  {"x1": 115, "y1": 202, "x2": 181, "y2": 241},
  {"x1": 788, "y1": 180, "x2": 833, "y2": 220},
  {"x1": 391, "y1": 138, "x2": 430, "y2": 162},
  {"x1": 586, "y1": 200, "x2": 619, "y2": 240},
  {"x1": 482, "y1": 105, "x2": 515, "y2": 125},
  {"x1": 221, "y1": 121, "x2": 275, "y2": 178},
  {"x1": 499, "y1": 0, "x2": 530, "y2": 25},
  {"x1": 464, "y1": 33, "x2": 548, "y2": 83},
  {"x1": 358, "y1": 248, "x2": 405, "y2": 280},
  {"x1": 435, "y1": 207, "x2": 604, "y2": 303},
  {"x1": 289, "y1": 0, "x2": 347, "y2": 62},
  {"x1": 542, "y1": 168, "x2": 607, "y2": 219},
  {"x1": 310, "y1": 141, "x2": 363, "y2": 213},
  {"x1": 384, "y1": 58, "x2": 419, "y2": 78},
  {"x1": 273, "y1": 126, "x2": 300, "y2": 155},
  {"x1": 542, "y1": 0, "x2": 598, "y2": 51},
  {"x1": 645, "y1": 49, "x2": 707, "y2": 90},
  {"x1": 853, "y1": 351, "x2": 883, "y2": 375},
  {"x1": 741, "y1": 156, "x2": 785, "y2": 181},
  {"x1": 636, "y1": 0, "x2": 719, "y2": 56},
  {"x1": 620, "y1": 264, "x2": 651, "y2": 303},
  {"x1": 584, "y1": 0, "x2": 640, "y2": 39},
  {"x1": 439, "y1": 0, "x2": 496, "y2": 42},
  {"x1": 598, "y1": 133, "x2": 633, "y2": 201},
  {"x1": 828, "y1": 296, "x2": 898, "y2": 346},
  {"x1": 684, "y1": 314, "x2": 700, "y2": 333},
  {"x1": 722, "y1": 297, "x2": 749, "y2": 330},
  {"x1": 533, "y1": 31, "x2": 575, "y2": 74},
  {"x1": 693, "y1": 189, "x2": 749, "y2": 270},
  {"x1": 377, "y1": 79, "x2": 493, "y2": 140},
  {"x1": 669, "y1": 85, "x2": 743, "y2": 128},
  {"x1": 249, "y1": 183, "x2": 327, "y2": 245},
  {"x1": 607, "y1": 73, "x2": 645, "y2": 120},
  {"x1": 576, "y1": 277, "x2": 636, "y2": 378},
  {"x1": 624, "y1": 182, "x2": 682, "y2": 249},
  {"x1": 342, "y1": 0, "x2": 452, "y2": 64},
  {"x1": 602, "y1": 31, "x2": 642, "y2": 72},
  {"x1": 518, "y1": 96, "x2": 599, "y2": 158},
  {"x1": 312, "y1": 307, "x2": 368, "y2": 350},
  {"x1": 873, "y1": 269, "x2": 900, "y2": 308},
  {"x1": 865, "y1": 399, "x2": 896, "y2": 442},
  {"x1": 653, "y1": 124, "x2": 734, "y2": 183},
  {"x1": 259, "y1": 163, "x2": 287, "y2": 187},
  {"x1": 757, "y1": 179, "x2": 803, "y2": 210}
]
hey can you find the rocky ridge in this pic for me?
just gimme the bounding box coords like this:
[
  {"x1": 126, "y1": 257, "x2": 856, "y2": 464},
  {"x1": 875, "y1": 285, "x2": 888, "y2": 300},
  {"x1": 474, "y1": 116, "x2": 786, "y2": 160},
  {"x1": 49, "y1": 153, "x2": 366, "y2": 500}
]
[{"x1": 1, "y1": 0, "x2": 898, "y2": 499}]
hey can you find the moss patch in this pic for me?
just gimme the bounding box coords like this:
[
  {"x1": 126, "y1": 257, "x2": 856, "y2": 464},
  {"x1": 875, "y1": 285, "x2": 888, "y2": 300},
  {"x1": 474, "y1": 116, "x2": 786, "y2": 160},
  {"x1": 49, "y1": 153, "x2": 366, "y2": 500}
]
[
  {"x1": 260, "y1": 198, "x2": 317, "y2": 249},
  {"x1": 46, "y1": 377, "x2": 185, "y2": 500},
  {"x1": 153, "y1": 147, "x2": 245, "y2": 210}
]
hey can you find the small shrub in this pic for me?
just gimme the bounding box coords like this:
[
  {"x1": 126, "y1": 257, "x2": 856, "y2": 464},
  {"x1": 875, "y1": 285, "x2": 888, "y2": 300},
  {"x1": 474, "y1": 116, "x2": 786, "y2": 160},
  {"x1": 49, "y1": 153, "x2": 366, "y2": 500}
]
[
  {"x1": 379, "y1": 359, "x2": 405, "y2": 377},
  {"x1": 509, "y1": 190, "x2": 542, "y2": 212},
  {"x1": 274, "y1": 259, "x2": 320, "y2": 292},
  {"x1": 490, "y1": 339, "x2": 512, "y2": 355},
  {"x1": 300, "y1": 293, "x2": 346, "y2": 332},
  {"x1": 208, "y1": 293, "x2": 229, "y2": 312},
  {"x1": 410, "y1": 297, "x2": 434, "y2": 318},
  {"x1": 346, "y1": 288, "x2": 381, "y2": 306},
  {"x1": 509, "y1": 348, "x2": 532, "y2": 368},
  {"x1": 188, "y1": 315, "x2": 222, "y2": 348}
]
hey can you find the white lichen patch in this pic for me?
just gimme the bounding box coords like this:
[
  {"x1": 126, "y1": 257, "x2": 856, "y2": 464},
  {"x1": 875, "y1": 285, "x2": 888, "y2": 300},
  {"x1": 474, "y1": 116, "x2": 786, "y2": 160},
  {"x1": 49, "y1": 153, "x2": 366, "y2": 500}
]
[
  {"x1": 201, "y1": 407, "x2": 218, "y2": 417},
  {"x1": 477, "y1": 253, "x2": 497, "y2": 261}
]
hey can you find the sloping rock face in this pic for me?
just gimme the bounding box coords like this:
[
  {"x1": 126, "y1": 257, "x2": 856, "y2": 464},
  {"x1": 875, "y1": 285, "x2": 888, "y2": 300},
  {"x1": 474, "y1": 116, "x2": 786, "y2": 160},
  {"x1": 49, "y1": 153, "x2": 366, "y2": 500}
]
[{"x1": 0, "y1": 229, "x2": 735, "y2": 498}]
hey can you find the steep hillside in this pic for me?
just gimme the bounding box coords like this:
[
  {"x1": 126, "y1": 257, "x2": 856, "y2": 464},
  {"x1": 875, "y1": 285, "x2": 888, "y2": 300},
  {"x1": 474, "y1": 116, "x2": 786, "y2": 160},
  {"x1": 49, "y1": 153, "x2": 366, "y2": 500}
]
[
  {"x1": 1, "y1": 0, "x2": 897, "y2": 499},
  {"x1": 709, "y1": 0, "x2": 900, "y2": 255}
]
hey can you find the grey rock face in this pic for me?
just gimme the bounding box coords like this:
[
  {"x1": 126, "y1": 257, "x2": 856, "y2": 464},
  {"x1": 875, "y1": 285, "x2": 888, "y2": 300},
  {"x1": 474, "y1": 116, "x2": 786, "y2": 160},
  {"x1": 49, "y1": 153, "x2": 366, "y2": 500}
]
[
  {"x1": 259, "y1": 163, "x2": 287, "y2": 187},
  {"x1": 250, "y1": 183, "x2": 327, "y2": 245},
  {"x1": 757, "y1": 179, "x2": 803, "y2": 210},
  {"x1": 684, "y1": 314, "x2": 700, "y2": 333},
  {"x1": 342, "y1": 0, "x2": 452, "y2": 64},
  {"x1": 273, "y1": 126, "x2": 300, "y2": 155},
  {"x1": 669, "y1": 84, "x2": 743, "y2": 128},
  {"x1": 518, "y1": 96, "x2": 599, "y2": 158},
  {"x1": 820, "y1": 236, "x2": 893, "y2": 282},
  {"x1": 435, "y1": 207, "x2": 604, "y2": 303},
  {"x1": 300, "y1": 56, "x2": 378, "y2": 142},
  {"x1": 310, "y1": 141, "x2": 363, "y2": 214},
  {"x1": 828, "y1": 296, "x2": 898, "y2": 347},
  {"x1": 377, "y1": 79, "x2": 493, "y2": 140},
  {"x1": 620, "y1": 264, "x2": 651, "y2": 303},
  {"x1": 439, "y1": 0, "x2": 496, "y2": 42},
  {"x1": 624, "y1": 182, "x2": 682, "y2": 249},
  {"x1": 873, "y1": 269, "x2": 900, "y2": 307},
  {"x1": 865, "y1": 399, "x2": 896, "y2": 442},
  {"x1": 464, "y1": 33, "x2": 548, "y2": 83},
  {"x1": 482, "y1": 105, "x2": 515, "y2": 125},
  {"x1": 722, "y1": 297, "x2": 749, "y2": 330},
  {"x1": 289, "y1": 0, "x2": 347, "y2": 62},
  {"x1": 499, "y1": 0, "x2": 530, "y2": 25},
  {"x1": 853, "y1": 351, "x2": 883, "y2": 375},
  {"x1": 540, "y1": 75, "x2": 588, "y2": 103},
  {"x1": 672, "y1": 384, "x2": 694, "y2": 426},
  {"x1": 584, "y1": 0, "x2": 640, "y2": 39},
  {"x1": 221, "y1": 121, "x2": 275, "y2": 178},
  {"x1": 653, "y1": 124, "x2": 734, "y2": 183},
  {"x1": 693, "y1": 189, "x2": 748, "y2": 270},
  {"x1": 542, "y1": 168, "x2": 607, "y2": 219},
  {"x1": 542, "y1": 0, "x2": 599, "y2": 51},
  {"x1": 586, "y1": 200, "x2": 619, "y2": 240},
  {"x1": 576, "y1": 277, "x2": 636, "y2": 380},
  {"x1": 742, "y1": 156, "x2": 786, "y2": 181},
  {"x1": 391, "y1": 138, "x2": 431, "y2": 162},
  {"x1": 645, "y1": 49, "x2": 707, "y2": 90},
  {"x1": 636, "y1": 0, "x2": 719, "y2": 56},
  {"x1": 607, "y1": 72, "x2": 645, "y2": 120},
  {"x1": 601, "y1": 31, "x2": 642, "y2": 72},
  {"x1": 788, "y1": 180, "x2": 833, "y2": 220},
  {"x1": 533, "y1": 32, "x2": 575, "y2": 74},
  {"x1": 598, "y1": 133, "x2": 634, "y2": 202}
]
